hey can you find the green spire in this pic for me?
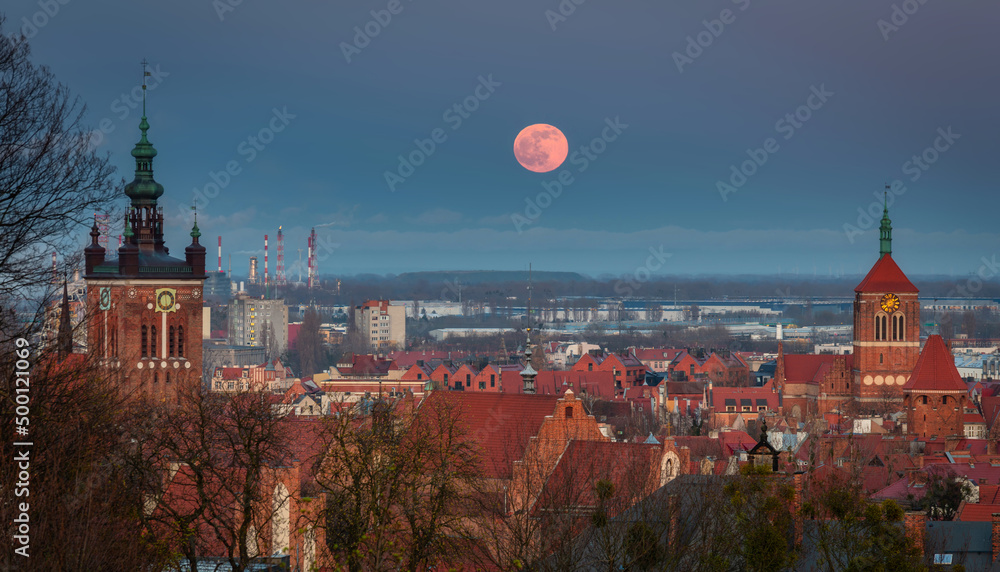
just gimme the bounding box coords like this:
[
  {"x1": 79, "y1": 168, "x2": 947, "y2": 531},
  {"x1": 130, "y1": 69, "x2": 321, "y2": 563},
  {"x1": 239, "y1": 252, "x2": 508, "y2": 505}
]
[
  {"x1": 123, "y1": 59, "x2": 164, "y2": 207},
  {"x1": 879, "y1": 189, "x2": 892, "y2": 258},
  {"x1": 190, "y1": 209, "x2": 202, "y2": 240},
  {"x1": 123, "y1": 218, "x2": 134, "y2": 239}
]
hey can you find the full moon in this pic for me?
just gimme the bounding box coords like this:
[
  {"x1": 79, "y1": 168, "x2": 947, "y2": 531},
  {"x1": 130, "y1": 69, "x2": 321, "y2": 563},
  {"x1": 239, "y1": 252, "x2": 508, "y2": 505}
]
[{"x1": 513, "y1": 124, "x2": 568, "y2": 173}]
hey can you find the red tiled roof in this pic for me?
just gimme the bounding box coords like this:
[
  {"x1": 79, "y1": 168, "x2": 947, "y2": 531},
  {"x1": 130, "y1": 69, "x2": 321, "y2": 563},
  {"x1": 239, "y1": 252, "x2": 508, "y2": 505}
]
[
  {"x1": 781, "y1": 354, "x2": 853, "y2": 384},
  {"x1": 632, "y1": 348, "x2": 685, "y2": 361},
  {"x1": 966, "y1": 412, "x2": 987, "y2": 424},
  {"x1": 389, "y1": 350, "x2": 468, "y2": 368},
  {"x1": 418, "y1": 392, "x2": 559, "y2": 479},
  {"x1": 535, "y1": 440, "x2": 659, "y2": 518},
  {"x1": 958, "y1": 503, "x2": 1000, "y2": 522},
  {"x1": 854, "y1": 254, "x2": 918, "y2": 293},
  {"x1": 871, "y1": 476, "x2": 929, "y2": 502},
  {"x1": 903, "y1": 335, "x2": 967, "y2": 393}
]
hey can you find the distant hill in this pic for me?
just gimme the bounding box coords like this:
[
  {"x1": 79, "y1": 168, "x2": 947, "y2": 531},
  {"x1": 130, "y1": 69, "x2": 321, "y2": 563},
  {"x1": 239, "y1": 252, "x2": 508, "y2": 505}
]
[{"x1": 393, "y1": 270, "x2": 586, "y2": 285}]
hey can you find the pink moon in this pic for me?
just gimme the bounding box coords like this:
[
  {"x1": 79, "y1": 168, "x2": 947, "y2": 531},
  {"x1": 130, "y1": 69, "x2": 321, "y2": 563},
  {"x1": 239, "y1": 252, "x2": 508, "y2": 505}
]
[{"x1": 513, "y1": 124, "x2": 568, "y2": 173}]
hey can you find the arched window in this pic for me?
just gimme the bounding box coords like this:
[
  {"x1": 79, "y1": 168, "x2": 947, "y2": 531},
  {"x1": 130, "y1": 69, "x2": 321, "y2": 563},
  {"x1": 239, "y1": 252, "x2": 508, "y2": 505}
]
[
  {"x1": 892, "y1": 315, "x2": 898, "y2": 340},
  {"x1": 942, "y1": 396, "x2": 948, "y2": 405},
  {"x1": 150, "y1": 326, "x2": 157, "y2": 358},
  {"x1": 141, "y1": 325, "x2": 148, "y2": 358},
  {"x1": 169, "y1": 326, "x2": 175, "y2": 357},
  {"x1": 875, "y1": 315, "x2": 880, "y2": 340},
  {"x1": 898, "y1": 314, "x2": 905, "y2": 340},
  {"x1": 178, "y1": 326, "x2": 185, "y2": 358},
  {"x1": 921, "y1": 396, "x2": 927, "y2": 405},
  {"x1": 881, "y1": 315, "x2": 888, "y2": 340},
  {"x1": 880, "y1": 353, "x2": 883, "y2": 364}
]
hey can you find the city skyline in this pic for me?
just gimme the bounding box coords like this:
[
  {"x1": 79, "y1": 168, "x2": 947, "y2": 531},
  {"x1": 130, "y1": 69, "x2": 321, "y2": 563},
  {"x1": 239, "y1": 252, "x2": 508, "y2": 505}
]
[{"x1": 8, "y1": 1, "x2": 998, "y2": 276}]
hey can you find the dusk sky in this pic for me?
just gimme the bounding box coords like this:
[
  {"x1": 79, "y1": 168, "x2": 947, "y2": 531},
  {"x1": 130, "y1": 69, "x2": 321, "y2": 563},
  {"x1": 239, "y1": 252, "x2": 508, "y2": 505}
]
[{"x1": 8, "y1": 1, "x2": 998, "y2": 279}]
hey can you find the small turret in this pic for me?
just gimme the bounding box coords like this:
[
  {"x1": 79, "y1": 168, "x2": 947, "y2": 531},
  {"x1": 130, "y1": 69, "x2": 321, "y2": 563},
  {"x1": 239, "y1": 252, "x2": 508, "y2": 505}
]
[
  {"x1": 185, "y1": 213, "x2": 207, "y2": 277},
  {"x1": 84, "y1": 217, "x2": 105, "y2": 275}
]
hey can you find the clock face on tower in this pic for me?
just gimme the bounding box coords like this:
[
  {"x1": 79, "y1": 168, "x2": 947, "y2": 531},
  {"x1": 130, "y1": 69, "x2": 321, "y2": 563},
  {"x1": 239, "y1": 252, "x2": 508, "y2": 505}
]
[
  {"x1": 155, "y1": 288, "x2": 177, "y2": 313},
  {"x1": 880, "y1": 293, "x2": 900, "y2": 313}
]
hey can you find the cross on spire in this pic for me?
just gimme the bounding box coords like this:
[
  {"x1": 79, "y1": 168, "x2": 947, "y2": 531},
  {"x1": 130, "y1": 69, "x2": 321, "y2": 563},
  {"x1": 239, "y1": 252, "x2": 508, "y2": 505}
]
[{"x1": 140, "y1": 58, "x2": 151, "y2": 116}]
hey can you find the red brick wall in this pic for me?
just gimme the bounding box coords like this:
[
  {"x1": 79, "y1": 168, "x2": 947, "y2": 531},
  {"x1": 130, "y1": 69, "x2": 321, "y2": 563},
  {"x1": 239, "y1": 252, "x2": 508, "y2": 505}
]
[
  {"x1": 905, "y1": 391, "x2": 966, "y2": 438},
  {"x1": 853, "y1": 291, "x2": 921, "y2": 401},
  {"x1": 88, "y1": 282, "x2": 203, "y2": 402}
]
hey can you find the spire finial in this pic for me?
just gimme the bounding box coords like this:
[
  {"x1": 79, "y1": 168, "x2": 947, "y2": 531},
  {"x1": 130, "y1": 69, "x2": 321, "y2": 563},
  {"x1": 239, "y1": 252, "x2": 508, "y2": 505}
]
[
  {"x1": 879, "y1": 184, "x2": 892, "y2": 258},
  {"x1": 190, "y1": 205, "x2": 201, "y2": 240},
  {"x1": 141, "y1": 58, "x2": 150, "y2": 118}
]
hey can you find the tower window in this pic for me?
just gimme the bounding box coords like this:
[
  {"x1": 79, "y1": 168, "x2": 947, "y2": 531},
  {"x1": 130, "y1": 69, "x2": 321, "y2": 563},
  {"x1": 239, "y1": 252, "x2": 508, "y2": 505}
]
[
  {"x1": 892, "y1": 315, "x2": 898, "y2": 341},
  {"x1": 881, "y1": 315, "x2": 888, "y2": 341},
  {"x1": 150, "y1": 326, "x2": 157, "y2": 358},
  {"x1": 141, "y1": 325, "x2": 148, "y2": 358},
  {"x1": 178, "y1": 326, "x2": 184, "y2": 358},
  {"x1": 874, "y1": 315, "x2": 881, "y2": 341},
  {"x1": 169, "y1": 326, "x2": 175, "y2": 357},
  {"x1": 898, "y1": 315, "x2": 905, "y2": 341},
  {"x1": 880, "y1": 353, "x2": 883, "y2": 364}
]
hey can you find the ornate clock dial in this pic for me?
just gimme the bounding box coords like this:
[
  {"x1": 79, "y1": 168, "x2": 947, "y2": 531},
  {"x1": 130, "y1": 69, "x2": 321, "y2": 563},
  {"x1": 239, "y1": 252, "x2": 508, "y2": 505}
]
[
  {"x1": 880, "y1": 293, "x2": 900, "y2": 313},
  {"x1": 156, "y1": 290, "x2": 176, "y2": 312}
]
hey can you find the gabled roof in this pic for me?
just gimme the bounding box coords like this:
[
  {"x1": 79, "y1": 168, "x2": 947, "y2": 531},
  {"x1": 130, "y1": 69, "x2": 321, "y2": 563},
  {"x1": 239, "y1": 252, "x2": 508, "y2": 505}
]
[
  {"x1": 632, "y1": 348, "x2": 685, "y2": 361},
  {"x1": 781, "y1": 354, "x2": 853, "y2": 384},
  {"x1": 903, "y1": 335, "x2": 967, "y2": 393},
  {"x1": 854, "y1": 254, "x2": 918, "y2": 293},
  {"x1": 417, "y1": 392, "x2": 559, "y2": 479}
]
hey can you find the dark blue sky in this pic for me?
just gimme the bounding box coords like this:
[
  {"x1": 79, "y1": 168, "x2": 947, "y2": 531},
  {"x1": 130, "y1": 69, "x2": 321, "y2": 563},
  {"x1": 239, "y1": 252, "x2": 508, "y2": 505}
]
[{"x1": 9, "y1": 1, "x2": 998, "y2": 278}]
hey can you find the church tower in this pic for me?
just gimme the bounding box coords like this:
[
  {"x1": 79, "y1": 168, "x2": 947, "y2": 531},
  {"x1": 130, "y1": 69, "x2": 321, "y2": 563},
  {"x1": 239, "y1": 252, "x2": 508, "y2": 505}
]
[
  {"x1": 84, "y1": 72, "x2": 207, "y2": 402},
  {"x1": 852, "y1": 199, "x2": 920, "y2": 405},
  {"x1": 903, "y1": 335, "x2": 966, "y2": 439}
]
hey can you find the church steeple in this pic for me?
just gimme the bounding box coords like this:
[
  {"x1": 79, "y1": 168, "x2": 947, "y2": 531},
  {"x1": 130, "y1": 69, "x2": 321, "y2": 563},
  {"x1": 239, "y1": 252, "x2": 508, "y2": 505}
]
[
  {"x1": 121, "y1": 60, "x2": 166, "y2": 255},
  {"x1": 123, "y1": 61, "x2": 163, "y2": 209},
  {"x1": 57, "y1": 278, "x2": 72, "y2": 355},
  {"x1": 879, "y1": 188, "x2": 892, "y2": 259}
]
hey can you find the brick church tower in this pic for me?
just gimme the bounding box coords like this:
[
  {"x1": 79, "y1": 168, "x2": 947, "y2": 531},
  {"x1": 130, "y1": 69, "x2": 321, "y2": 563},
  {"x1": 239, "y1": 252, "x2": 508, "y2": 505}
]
[
  {"x1": 903, "y1": 335, "x2": 966, "y2": 439},
  {"x1": 84, "y1": 88, "x2": 207, "y2": 402},
  {"x1": 852, "y1": 202, "x2": 920, "y2": 406}
]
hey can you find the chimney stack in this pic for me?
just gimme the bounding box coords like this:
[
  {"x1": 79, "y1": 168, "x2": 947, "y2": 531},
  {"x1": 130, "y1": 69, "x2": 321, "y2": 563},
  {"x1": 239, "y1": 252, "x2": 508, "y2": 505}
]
[
  {"x1": 993, "y1": 513, "x2": 1000, "y2": 562},
  {"x1": 905, "y1": 512, "x2": 926, "y2": 558}
]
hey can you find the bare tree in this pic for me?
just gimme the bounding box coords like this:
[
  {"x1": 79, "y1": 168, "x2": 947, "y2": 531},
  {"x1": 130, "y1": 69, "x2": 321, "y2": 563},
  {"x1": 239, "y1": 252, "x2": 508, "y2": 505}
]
[
  {"x1": 0, "y1": 24, "x2": 119, "y2": 344},
  {"x1": 309, "y1": 394, "x2": 479, "y2": 571},
  {"x1": 126, "y1": 383, "x2": 293, "y2": 572}
]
